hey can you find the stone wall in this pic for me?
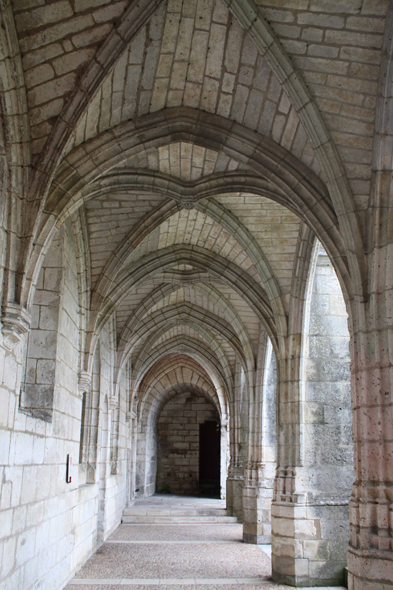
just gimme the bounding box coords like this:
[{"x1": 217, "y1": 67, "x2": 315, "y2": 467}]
[
  {"x1": 156, "y1": 391, "x2": 219, "y2": 495},
  {"x1": 20, "y1": 235, "x2": 63, "y2": 422},
  {"x1": 0, "y1": 225, "x2": 128, "y2": 590}
]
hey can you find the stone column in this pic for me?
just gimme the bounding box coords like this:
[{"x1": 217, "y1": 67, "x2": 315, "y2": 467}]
[
  {"x1": 243, "y1": 334, "x2": 277, "y2": 544},
  {"x1": 226, "y1": 358, "x2": 247, "y2": 521},
  {"x1": 243, "y1": 462, "x2": 275, "y2": 543},
  {"x1": 346, "y1": 10, "x2": 393, "y2": 587},
  {"x1": 226, "y1": 396, "x2": 243, "y2": 517},
  {"x1": 126, "y1": 410, "x2": 137, "y2": 506},
  {"x1": 226, "y1": 459, "x2": 244, "y2": 520},
  {"x1": 272, "y1": 244, "x2": 353, "y2": 587},
  {"x1": 220, "y1": 418, "x2": 228, "y2": 499},
  {"x1": 346, "y1": 307, "x2": 393, "y2": 589}
]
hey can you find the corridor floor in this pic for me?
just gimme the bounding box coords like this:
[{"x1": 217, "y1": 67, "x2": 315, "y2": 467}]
[{"x1": 65, "y1": 496, "x2": 346, "y2": 590}]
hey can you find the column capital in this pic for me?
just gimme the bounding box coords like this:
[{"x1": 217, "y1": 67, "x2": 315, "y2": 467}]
[
  {"x1": 228, "y1": 459, "x2": 244, "y2": 479},
  {"x1": 110, "y1": 396, "x2": 119, "y2": 410},
  {"x1": 126, "y1": 410, "x2": 137, "y2": 422},
  {"x1": 78, "y1": 371, "x2": 91, "y2": 398},
  {"x1": 1, "y1": 303, "x2": 30, "y2": 349}
]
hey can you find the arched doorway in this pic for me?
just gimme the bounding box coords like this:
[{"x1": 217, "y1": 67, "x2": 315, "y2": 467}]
[{"x1": 156, "y1": 390, "x2": 220, "y2": 497}]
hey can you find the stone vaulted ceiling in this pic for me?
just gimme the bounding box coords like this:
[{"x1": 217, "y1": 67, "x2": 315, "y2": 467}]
[{"x1": 8, "y1": 0, "x2": 389, "y2": 401}]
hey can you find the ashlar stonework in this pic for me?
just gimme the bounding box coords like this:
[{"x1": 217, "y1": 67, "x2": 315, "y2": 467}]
[{"x1": 0, "y1": 1, "x2": 392, "y2": 589}]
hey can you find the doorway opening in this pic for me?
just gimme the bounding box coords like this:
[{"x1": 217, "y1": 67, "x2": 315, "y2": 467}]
[
  {"x1": 156, "y1": 390, "x2": 220, "y2": 496},
  {"x1": 199, "y1": 420, "x2": 221, "y2": 497}
]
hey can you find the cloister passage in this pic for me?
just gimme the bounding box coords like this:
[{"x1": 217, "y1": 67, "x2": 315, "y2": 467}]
[
  {"x1": 64, "y1": 494, "x2": 347, "y2": 589},
  {"x1": 1, "y1": 1, "x2": 393, "y2": 590}
]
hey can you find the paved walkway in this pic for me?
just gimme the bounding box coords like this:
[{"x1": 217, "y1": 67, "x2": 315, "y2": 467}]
[{"x1": 65, "y1": 495, "x2": 346, "y2": 590}]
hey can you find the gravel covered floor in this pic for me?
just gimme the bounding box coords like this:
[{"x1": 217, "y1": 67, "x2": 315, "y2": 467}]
[
  {"x1": 65, "y1": 496, "x2": 346, "y2": 590},
  {"x1": 73, "y1": 542, "x2": 270, "y2": 579},
  {"x1": 66, "y1": 586, "x2": 292, "y2": 589},
  {"x1": 109, "y1": 524, "x2": 242, "y2": 542}
]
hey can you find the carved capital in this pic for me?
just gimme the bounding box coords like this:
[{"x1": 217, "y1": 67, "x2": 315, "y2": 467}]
[
  {"x1": 228, "y1": 459, "x2": 244, "y2": 479},
  {"x1": 177, "y1": 198, "x2": 196, "y2": 210},
  {"x1": 78, "y1": 371, "x2": 91, "y2": 398},
  {"x1": 126, "y1": 410, "x2": 137, "y2": 423},
  {"x1": 1, "y1": 303, "x2": 30, "y2": 349},
  {"x1": 110, "y1": 396, "x2": 119, "y2": 410}
]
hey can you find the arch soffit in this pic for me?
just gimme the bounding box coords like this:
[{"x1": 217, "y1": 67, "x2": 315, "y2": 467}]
[
  {"x1": 80, "y1": 168, "x2": 349, "y2": 302},
  {"x1": 143, "y1": 383, "x2": 221, "y2": 430},
  {"x1": 117, "y1": 281, "x2": 255, "y2": 368},
  {"x1": 87, "y1": 244, "x2": 277, "y2": 366},
  {"x1": 130, "y1": 320, "x2": 236, "y2": 390},
  {"x1": 0, "y1": 4, "x2": 30, "y2": 315},
  {"x1": 88, "y1": 192, "x2": 286, "y2": 337},
  {"x1": 288, "y1": 224, "x2": 316, "y2": 338},
  {"x1": 26, "y1": 0, "x2": 163, "y2": 207},
  {"x1": 120, "y1": 302, "x2": 248, "y2": 373},
  {"x1": 139, "y1": 354, "x2": 215, "y2": 391},
  {"x1": 288, "y1": 222, "x2": 354, "y2": 339},
  {"x1": 223, "y1": 0, "x2": 366, "y2": 300},
  {"x1": 132, "y1": 337, "x2": 231, "y2": 408},
  {"x1": 47, "y1": 116, "x2": 339, "y2": 251},
  {"x1": 366, "y1": 1, "x2": 393, "y2": 336},
  {"x1": 137, "y1": 361, "x2": 228, "y2": 420},
  {"x1": 49, "y1": 109, "x2": 329, "y2": 214},
  {"x1": 100, "y1": 245, "x2": 274, "y2": 327},
  {"x1": 140, "y1": 362, "x2": 217, "y2": 413},
  {"x1": 0, "y1": 5, "x2": 30, "y2": 177},
  {"x1": 23, "y1": 109, "x2": 354, "y2": 311}
]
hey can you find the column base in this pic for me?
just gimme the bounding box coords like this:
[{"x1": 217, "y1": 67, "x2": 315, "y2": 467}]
[
  {"x1": 271, "y1": 500, "x2": 348, "y2": 587},
  {"x1": 243, "y1": 533, "x2": 271, "y2": 544},
  {"x1": 347, "y1": 547, "x2": 393, "y2": 590},
  {"x1": 226, "y1": 476, "x2": 244, "y2": 522},
  {"x1": 243, "y1": 483, "x2": 273, "y2": 544}
]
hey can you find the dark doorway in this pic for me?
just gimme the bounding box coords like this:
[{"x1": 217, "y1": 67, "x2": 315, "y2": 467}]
[{"x1": 199, "y1": 421, "x2": 220, "y2": 497}]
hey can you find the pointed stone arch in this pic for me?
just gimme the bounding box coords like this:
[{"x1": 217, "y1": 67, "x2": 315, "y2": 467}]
[{"x1": 23, "y1": 108, "x2": 355, "y2": 314}]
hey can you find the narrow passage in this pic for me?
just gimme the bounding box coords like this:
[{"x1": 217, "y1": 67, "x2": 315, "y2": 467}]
[{"x1": 65, "y1": 495, "x2": 345, "y2": 590}]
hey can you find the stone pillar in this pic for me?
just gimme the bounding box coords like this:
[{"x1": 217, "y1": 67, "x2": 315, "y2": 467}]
[
  {"x1": 346, "y1": 317, "x2": 393, "y2": 590},
  {"x1": 346, "y1": 8, "x2": 393, "y2": 587},
  {"x1": 272, "y1": 468, "x2": 351, "y2": 587},
  {"x1": 226, "y1": 459, "x2": 244, "y2": 521},
  {"x1": 126, "y1": 410, "x2": 137, "y2": 506},
  {"x1": 220, "y1": 419, "x2": 228, "y2": 499},
  {"x1": 243, "y1": 462, "x2": 275, "y2": 543},
  {"x1": 272, "y1": 243, "x2": 353, "y2": 587},
  {"x1": 243, "y1": 334, "x2": 277, "y2": 544},
  {"x1": 226, "y1": 358, "x2": 248, "y2": 521}
]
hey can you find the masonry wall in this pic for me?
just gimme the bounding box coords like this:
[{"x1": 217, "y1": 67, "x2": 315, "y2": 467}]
[
  {"x1": 0, "y1": 225, "x2": 128, "y2": 590},
  {"x1": 156, "y1": 391, "x2": 219, "y2": 495},
  {"x1": 272, "y1": 243, "x2": 354, "y2": 586}
]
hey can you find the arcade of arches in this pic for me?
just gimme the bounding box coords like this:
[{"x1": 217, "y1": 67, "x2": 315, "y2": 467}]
[{"x1": 0, "y1": 0, "x2": 392, "y2": 589}]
